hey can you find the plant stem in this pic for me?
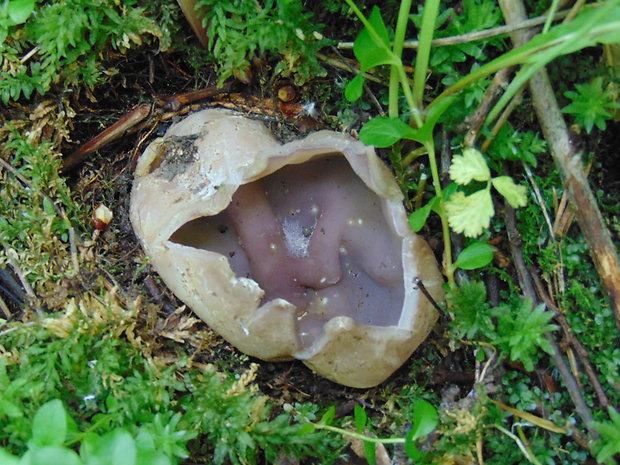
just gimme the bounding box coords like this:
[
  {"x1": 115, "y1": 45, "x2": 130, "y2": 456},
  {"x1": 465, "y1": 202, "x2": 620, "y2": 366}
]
[
  {"x1": 543, "y1": 0, "x2": 562, "y2": 33},
  {"x1": 398, "y1": 66, "x2": 421, "y2": 126},
  {"x1": 389, "y1": 0, "x2": 414, "y2": 118},
  {"x1": 412, "y1": 0, "x2": 441, "y2": 110},
  {"x1": 425, "y1": 140, "x2": 454, "y2": 285},
  {"x1": 314, "y1": 424, "x2": 405, "y2": 445},
  {"x1": 64, "y1": 414, "x2": 112, "y2": 446}
]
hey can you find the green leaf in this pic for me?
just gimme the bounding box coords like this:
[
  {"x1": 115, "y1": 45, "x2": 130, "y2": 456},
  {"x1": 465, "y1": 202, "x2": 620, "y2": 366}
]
[
  {"x1": 136, "y1": 450, "x2": 172, "y2": 465},
  {"x1": 409, "y1": 197, "x2": 439, "y2": 232},
  {"x1": 404, "y1": 428, "x2": 422, "y2": 461},
  {"x1": 363, "y1": 440, "x2": 376, "y2": 465},
  {"x1": 353, "y1": 6, "x2": 396, "y2": 71},
  {"x1": 410, "y1": 399, "x2": 438, "y2": 440},
  {"x1": 345, "y1": 74, "x2": 364, "y2": 102},
  {"x1": 449, "y1": 148, "x2": 491, "y2": 184},
  {"x1": 42, "y1": 196, "x2": 56, "y2": 216},
  {"x1": 31, "y1": 400, "x2": 67, "y2": 447},
  {"x1": 491, "y1": 176, "x2": 527, "y2": 208},
  {"x1": 97, "y1": 430, "x2": 137, "y2": 465},
  {"x1": 562, "y1": 77, "x2": 619, "y2": 133},
  {"x1": 82, "y1": 430, "x2": 137, "y2": 465},
  {"x1": 359, "y1": 117, "x2": 419, "y2": 147},
  {"x1": 446, "y1": 281, "x2": 496, "y2": 340},
  {"x1": 409, "y1": 205, "x2": 431, "y2": 232},
  {"x1": 591, "y1": 407, "x2": 620, "y2": 463},
  {"x1": 493, "y1": 301, "x2": 557, "y2": 371},
  {"x1": 454, "y1": 241, "x2": 494, "y2": 270},
  {"x1": 7, "y1": 0, "x2": 35, "y2": 24},
  {"x1": 416, "y1": 95, "x2": 457, "y2": 142},
  {"x1": 0, "y1": 449, "x2": 20, "y2": 465},
  {"x1": 0, "y1": 398, "x2": 23, "y2": 418},
  {"x1": 29, "y1": 446, "x2": 81, "y2": 465},
  {"x1": 354, "y1": 404, "x2": 367, "y2": 433},
  {"x1": 296, "y1": 423, "x2": 316, "y2": 435},
  {"x1": 318, "y1": 406, "x2": 335, "y2": 426},
  {"x1": 445, "y1": 190, "x2": 494, "y2": 237}
]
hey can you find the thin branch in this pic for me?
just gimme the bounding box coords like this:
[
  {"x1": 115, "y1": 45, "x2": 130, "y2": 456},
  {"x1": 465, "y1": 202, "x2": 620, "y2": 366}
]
[
  {"x1": 328, "y1": 46, "x2": 385, "y2": 115},
  {"x1": 0, "y1": 294, "x2": 11, "y2": 319},
  {"x1": 530, "y1": 269, "x2": 611, "y2": 407},
  {"x1": 500, "y1": 0, "x2": 620, "y2": 332},
  {"x1": 315, "y1": 52, "x2": 383, "y2": 84},
  {"x1": 1, "y1": 244, "x2": 43, "y2": 317},
  {"x1": 337, "y1": 9, "x2": 571, "y2": 50},
  {"x1": 505, "y1": 202, "x2": 599, "y2": 441},
  {"x1": 499, "y1": 0, "x2": 605, "y2": 443},
  {"x1": 62, "y1": 103, "x2": 152, "y2": 172},
  {"x1": 461, "y1": 66, "x2": 515, "y2": 147},
  {"x1": 412, "y1": 276, "x2": 447, "y2": 317}
]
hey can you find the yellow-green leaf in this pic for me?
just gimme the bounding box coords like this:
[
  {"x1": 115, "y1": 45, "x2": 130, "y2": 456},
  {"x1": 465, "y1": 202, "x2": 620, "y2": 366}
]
[
  {"x1": 445, "y1": 190, "x2": 494, "y2": 237},
  {"x1": 491, "y1": 176, "x2": 527, "y2": 208},
  {"x1": 449, "y1": 148, "x2": 491, "y2": 184}
]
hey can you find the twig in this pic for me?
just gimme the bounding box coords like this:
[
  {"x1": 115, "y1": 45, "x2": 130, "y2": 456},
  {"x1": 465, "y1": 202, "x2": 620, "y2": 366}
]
[
  {"x1": 337, "y1": 9, "x2": 571, "y2": 50},
  {"x1": 412, "y1": 276, "x2": 447, "y2": 317},
  {"x1": 530, "y1": 269, "x2": 611, "y2": 407},
  {"x1": 315, "y1": 52, "x2": 383, "y2": 84},
  {"x1": 328, "y1": 46, "x2": 385, "y2": 115},
  {"x1": 499, "y1": 0, "x2": 606, "y2": 441},
  {"x1": 62, "y1": 103, "x2": 152, "y2": 172},
  {"x1": 1, "y1": 244, "x2": 43, "y2": 317},
  {"x1": 488, "y1": 424, "x2": 543, "y2": 465},
  {"x1": 20, "y1": 45, "x2": 39, "y2": 64},
  {"x1": 523, "y1": 165, "x2": 555, "y2": 241},
  {"x1": 0, "y1": 267, "x2": 25, "y2": 305},
  {"x1": 461, "y1": 66, "x2": 515, "y2": 147},
  {"x1": 63, "y1": 83, "x2": 233, "y2": 173},
  {"x1": 157, "y1": 81, "x2": 233, "y2": 111},
  {"x1": 523, "y1": 163, "x2": 569, "y2": 297},
  {"x1": 0, "y1": 294, "x2": 11, "y2": 319},
  {"x1": 500, "y1": 0, "x2": 620, "y2": 333},
  {"x1": 504, "y1": 202, "x2": 599, "y2": 442},
  {"x1": 480, "y1": 84, "x2": 526, "y2": 153},
  {"x1": 563, "y1": 0, "x2": 588, "y2": 23},
  {"x1": 504, "y1": 206, "x2": 536, "y2": 300}
]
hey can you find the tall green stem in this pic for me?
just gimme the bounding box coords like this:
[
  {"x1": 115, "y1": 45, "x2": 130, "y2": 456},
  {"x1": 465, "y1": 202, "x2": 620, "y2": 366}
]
[
  {"x1": 389, "y1": 0, "x2": 414, "y2": 118},
  {"x1": 425, "y1": 140, "x2": 454, "y2": 285},
  {"x1": 412, "y1": 0, "x2": 441, "y2": 110}
]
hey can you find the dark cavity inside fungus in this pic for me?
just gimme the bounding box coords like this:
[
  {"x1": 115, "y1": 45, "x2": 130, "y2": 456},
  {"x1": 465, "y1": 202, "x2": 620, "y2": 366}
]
[{"x1": 169, "y1": 156, "x2": 404, "y2": 348}]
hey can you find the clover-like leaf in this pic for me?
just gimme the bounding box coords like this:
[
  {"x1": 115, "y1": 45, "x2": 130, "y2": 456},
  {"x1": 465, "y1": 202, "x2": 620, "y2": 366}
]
[
  {"x1": 491, "y1": 176, "x2": 527, "y2": 208},
  {"x1": 445, "y1": 190, "x2": 494, "y2": 237},
  {"x1": 449, "y1": 148, "x2": 491, "y2": 184}
]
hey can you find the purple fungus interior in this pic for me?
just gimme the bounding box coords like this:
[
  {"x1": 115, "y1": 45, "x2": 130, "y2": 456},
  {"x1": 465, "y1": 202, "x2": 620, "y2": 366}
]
[{"x1": 169, "y1": 156, "x2": 405, "y2": 349}]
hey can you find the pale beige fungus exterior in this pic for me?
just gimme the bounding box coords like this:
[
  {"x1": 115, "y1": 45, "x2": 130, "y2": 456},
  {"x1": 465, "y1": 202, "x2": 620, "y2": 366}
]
[{"x1": 130, "y1": 108, "x2": 443, "y2": 388}]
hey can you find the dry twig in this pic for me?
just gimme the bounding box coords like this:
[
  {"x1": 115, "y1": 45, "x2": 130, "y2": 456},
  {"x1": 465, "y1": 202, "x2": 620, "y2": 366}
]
[
  {"x1": 530, "y1": 269, "x2": 611, "y2": 407},
  {"x1": 499, "y1": 0, "x2": 620, "y2": 332}
]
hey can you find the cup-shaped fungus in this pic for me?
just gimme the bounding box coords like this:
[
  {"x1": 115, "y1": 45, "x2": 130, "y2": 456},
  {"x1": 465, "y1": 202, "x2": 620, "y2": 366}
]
[{"x1": 130, "y1": 109, "x2": 443, "y2": 388}]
